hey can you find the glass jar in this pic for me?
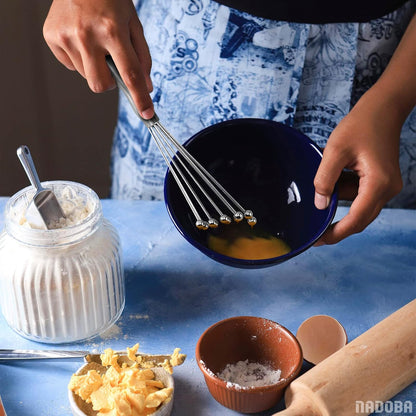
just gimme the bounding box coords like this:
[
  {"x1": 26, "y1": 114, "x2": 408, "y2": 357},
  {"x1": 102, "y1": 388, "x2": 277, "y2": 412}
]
[{"x1": 0, "y1": 181, "x2": 125, "y2": 343}]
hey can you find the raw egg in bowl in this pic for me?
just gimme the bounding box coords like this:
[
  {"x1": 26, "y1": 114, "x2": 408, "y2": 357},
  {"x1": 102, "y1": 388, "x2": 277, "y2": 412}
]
[{"x1": 164, "y1": 118, "x2": 337, "y2": 268}]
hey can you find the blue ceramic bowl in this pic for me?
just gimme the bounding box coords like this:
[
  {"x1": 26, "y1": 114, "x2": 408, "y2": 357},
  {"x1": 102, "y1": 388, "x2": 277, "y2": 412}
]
[{"x1": 164, "y1": 118, "x2": 337, "y2": 268}]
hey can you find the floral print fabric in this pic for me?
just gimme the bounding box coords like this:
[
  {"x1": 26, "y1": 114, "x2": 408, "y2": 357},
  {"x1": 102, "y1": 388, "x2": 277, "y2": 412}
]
[{"x1": 111, "y1": 0, "x2": 416, "y2": 207}]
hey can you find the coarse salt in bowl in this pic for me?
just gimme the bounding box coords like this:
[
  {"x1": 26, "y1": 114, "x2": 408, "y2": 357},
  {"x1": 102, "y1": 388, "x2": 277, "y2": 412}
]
[{"x1": 196, "y1": 316, "x2": 303, "y2": 413}]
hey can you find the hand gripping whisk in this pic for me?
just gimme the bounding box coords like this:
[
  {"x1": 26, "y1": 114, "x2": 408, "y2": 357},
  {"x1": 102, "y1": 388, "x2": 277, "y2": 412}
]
[{"x1": 106, "y1": 56, "x2": 256, "y2": 230}]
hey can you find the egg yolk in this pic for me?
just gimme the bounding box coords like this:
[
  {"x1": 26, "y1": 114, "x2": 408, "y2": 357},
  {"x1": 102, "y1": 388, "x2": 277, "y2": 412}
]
[{"x1": 208, "y1": 235, "x2": 291, "y2": 260}]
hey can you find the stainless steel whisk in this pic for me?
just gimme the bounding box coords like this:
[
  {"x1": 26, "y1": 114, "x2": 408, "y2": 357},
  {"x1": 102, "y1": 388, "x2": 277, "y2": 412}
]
[{"x1": 106, "y1": 56, "x2": 256, "y2": 230}]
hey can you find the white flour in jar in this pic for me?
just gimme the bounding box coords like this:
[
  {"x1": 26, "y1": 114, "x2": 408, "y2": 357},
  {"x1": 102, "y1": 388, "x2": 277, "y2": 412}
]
[
  {"x1": 217, "y1": 359, "x2": 281, "y2": 389},
  {"x1": 51, "y1": 185, "x2": 93, "y2": 228},
  {"x1": 17, "y1": 185, "x2": 93, "y2": 229}
]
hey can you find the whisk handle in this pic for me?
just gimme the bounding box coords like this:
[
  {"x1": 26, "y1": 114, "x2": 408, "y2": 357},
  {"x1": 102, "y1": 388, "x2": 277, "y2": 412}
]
[{"x1": 105, "y1": 55, "x2": 159, "y2": 127}]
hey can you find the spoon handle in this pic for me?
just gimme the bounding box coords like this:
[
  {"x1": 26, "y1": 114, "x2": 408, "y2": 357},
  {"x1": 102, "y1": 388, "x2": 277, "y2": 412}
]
[
  {"x1": 0, "y1": 349, "x2": 89, "y2": 360},
  {"x1": 16, "y1": 145, "x2": 43, "y2": 191}
]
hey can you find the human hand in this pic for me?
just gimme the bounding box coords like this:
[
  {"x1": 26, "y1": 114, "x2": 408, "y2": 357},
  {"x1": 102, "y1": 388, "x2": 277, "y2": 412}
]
[
  {"x1": 43, "y1": 0, "x2": 154, "y2": 119},
  {"x1": 313, "y1": 89, "x2": 404, "y2": 245}
]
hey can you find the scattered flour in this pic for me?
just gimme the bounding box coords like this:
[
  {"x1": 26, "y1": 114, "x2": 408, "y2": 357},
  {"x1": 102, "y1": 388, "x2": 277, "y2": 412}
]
[
  {"x1": 99, "y1": 324, "x2": 123, "y2": 340},
  {"x1": 129, "y1": 314, "x2": 150, "y2": 320}
]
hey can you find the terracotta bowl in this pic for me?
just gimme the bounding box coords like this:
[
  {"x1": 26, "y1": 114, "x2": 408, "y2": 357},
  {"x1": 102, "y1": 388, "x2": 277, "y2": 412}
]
[{"x1": 195, "y1": 316, "x2": 303, "y2": 413}]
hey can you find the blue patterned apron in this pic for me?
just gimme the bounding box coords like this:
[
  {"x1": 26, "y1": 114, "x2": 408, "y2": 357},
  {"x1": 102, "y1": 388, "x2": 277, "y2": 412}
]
[{"x1": 110, "y1": 0, "x2": 416, "y2": 208}]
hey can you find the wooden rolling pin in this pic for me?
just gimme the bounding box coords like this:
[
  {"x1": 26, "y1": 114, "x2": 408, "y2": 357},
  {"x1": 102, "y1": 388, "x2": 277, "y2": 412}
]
[{"x1": 274, "y1": 299, "x2": 416, "y2": 416}]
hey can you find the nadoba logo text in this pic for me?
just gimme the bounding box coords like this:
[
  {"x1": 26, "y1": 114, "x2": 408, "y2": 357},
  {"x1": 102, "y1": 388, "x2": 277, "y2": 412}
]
[{"x1": 356, "y1": 400, "x2": 413, "y2": 414}]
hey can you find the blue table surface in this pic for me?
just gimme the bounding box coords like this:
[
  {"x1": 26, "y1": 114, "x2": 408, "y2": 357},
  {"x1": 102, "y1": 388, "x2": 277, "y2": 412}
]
[{"x1": 0, "y1": 198, "x2": 415, "y2": 416}]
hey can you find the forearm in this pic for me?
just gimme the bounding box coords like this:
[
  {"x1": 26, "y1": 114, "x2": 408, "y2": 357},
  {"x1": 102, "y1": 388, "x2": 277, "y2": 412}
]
[
  {"x1": 313, "y1": 14, "x2": 416, "y2": 244},
  {"x1": 370, "y1": 12, "x2": 416, "y2": 123}
]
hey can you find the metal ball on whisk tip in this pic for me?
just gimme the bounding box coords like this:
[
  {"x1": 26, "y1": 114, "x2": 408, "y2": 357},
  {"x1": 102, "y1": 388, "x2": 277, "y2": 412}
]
[{"x1": 106, "y1": 55, "x2": 256, "y2": 230}]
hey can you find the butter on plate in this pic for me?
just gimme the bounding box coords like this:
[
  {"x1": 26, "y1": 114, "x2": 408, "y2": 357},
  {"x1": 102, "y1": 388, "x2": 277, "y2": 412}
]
[{"x1": 69, "y1": 344, "x2": 185, "y2": 416}]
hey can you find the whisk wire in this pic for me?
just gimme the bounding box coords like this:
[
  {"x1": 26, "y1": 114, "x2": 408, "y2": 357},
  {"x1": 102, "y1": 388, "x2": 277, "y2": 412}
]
[
  {"x1": 105, "y1": 55, "x2": 256, "y2": 230},
  {"x1": 154, "y1": 127, "x2": 224, "y2": 217},
  {"x1": 149, "y1": 128, "x2": 201, "y2": 220},
  {"x1": 149, "y1": 126, "x2": 217, "y2": 229},
  {"x1": 156, "y1": 123, "x2": 242, "y2": 215},
  {"x1": 153, "y1": 124, "x2": 242, "y2": 227}
]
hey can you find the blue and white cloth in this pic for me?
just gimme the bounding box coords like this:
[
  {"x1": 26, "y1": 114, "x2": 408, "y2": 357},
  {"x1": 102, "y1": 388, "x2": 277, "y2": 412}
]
[{"x1": 111, "y1": 0, "x2": 416, "y2": 207}]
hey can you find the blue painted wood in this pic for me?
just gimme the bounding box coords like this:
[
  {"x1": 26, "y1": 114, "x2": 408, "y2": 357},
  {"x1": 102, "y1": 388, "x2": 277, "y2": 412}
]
[{"x1": 0, "y1": 198, "x2": 414, "y2": 416}]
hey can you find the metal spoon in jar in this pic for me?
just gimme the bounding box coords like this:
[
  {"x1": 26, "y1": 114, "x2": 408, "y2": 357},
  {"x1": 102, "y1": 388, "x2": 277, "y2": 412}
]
[{"x1": 16, "y1": 145, "x2": 66, "y2": 229}]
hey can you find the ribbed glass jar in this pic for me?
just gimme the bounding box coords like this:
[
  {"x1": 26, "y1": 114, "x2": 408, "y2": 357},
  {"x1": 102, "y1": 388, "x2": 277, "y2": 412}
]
[{"x1": 0, "y1": 181, "x2": 125, "y2": 343}]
